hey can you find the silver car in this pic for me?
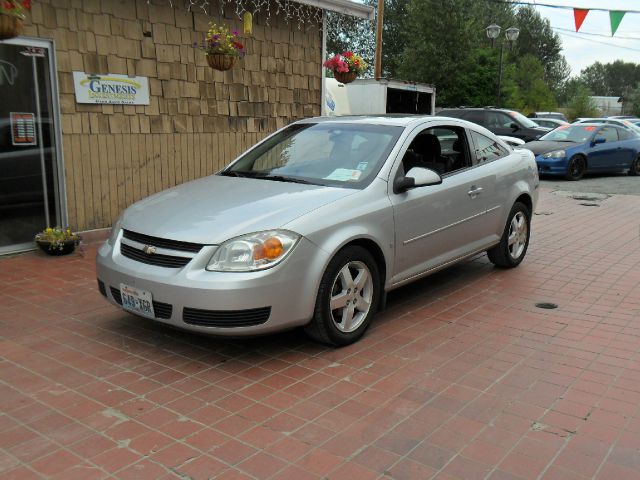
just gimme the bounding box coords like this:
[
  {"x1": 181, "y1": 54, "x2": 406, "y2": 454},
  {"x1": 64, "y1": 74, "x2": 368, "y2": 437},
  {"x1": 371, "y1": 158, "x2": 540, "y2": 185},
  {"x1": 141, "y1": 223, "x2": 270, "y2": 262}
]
[{"x1": 97, "y1": 116, "x2": 539, "y2": 346}]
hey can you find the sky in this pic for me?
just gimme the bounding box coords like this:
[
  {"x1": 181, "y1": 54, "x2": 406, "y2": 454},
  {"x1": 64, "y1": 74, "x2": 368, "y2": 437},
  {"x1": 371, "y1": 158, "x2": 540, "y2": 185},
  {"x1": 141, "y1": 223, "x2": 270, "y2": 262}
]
[{"x1": 519, "y1": 0, "x2": 640, "y2": 76}]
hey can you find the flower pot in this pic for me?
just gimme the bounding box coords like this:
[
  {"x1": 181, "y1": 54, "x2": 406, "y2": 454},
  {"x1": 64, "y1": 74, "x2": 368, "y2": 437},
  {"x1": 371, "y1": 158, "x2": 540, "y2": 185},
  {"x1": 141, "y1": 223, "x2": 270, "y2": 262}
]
[
  {"x1": 334, "y1": 70, "x2": 357, "y2": 84},
  {"x1": 206, "y1": 53, "x2": 235, "y2": 71},
  {"x1": 36, "y1": 239, "x2": 77, "y2": 256},
  {"x1": 0, "y1": 14, "x2": 23, "y2": 40}
]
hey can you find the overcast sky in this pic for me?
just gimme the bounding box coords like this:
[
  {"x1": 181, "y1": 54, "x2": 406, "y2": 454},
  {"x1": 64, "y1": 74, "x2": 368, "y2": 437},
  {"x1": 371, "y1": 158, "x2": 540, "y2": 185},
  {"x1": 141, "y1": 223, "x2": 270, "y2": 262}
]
[{"x1": 523, "y1": 0, "x2": 640, "y2": 76}]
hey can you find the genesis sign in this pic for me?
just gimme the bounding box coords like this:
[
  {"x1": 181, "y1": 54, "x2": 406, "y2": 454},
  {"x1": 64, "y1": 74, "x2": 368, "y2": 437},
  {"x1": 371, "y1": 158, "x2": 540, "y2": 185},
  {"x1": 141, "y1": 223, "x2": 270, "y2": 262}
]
[{"x1": 73, "y1": 71, "x2": 150, "y2": 105}]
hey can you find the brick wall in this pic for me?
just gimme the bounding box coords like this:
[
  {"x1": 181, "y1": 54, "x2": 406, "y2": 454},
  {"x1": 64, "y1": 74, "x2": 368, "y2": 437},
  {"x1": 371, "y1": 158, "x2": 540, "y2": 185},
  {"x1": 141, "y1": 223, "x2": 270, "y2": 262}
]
[{"x1": 22, "y1": 0, "x2": 322, "y2": 231}]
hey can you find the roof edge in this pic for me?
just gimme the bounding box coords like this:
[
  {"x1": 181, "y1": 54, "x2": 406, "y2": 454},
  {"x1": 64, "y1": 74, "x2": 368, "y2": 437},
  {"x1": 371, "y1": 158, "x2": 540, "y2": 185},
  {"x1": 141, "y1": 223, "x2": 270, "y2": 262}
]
[{"x1": 293, "y1": 0, "x2": 375, "y2": 20}]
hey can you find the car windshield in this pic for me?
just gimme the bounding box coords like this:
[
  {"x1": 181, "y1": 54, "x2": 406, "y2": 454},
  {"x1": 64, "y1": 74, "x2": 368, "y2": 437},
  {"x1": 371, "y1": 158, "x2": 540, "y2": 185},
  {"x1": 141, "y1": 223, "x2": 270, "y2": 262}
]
[
  {"x1": 540, "y1": 125, "x2": 597, "y2": 142},
  {"x1": 507, "y1": 111, "x2": 539, "y2": 128},
  {"x1": 221, "y1": 123, "x2": 403, "y2": 188}
]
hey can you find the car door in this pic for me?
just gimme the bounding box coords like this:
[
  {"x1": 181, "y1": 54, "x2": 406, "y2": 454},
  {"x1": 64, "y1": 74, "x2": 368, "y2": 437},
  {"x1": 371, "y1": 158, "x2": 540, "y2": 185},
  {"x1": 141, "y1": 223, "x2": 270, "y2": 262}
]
[
  {"x1": 389, "y1": 124, "x2": 495, "y2": 284},
  {"x1": 486, "y1": 111, "x2": 523, "y2": 139},
  {"x1": 587, "y1": 126, "x2": 623, "y2": 171},
  {"x1": 615, "y1": 127, "x2": 639, "y2": 170}
]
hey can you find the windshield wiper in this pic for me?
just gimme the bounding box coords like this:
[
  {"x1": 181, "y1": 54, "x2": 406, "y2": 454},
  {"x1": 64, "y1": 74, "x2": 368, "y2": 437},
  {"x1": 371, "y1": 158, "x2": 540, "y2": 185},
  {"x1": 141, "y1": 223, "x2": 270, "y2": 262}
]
[
  {"x1": 261, "y1": 174, "x2": 317, "y2": 185},
  {"x1": 219, "y1": 170, "x2": 257, "y2": 177}
]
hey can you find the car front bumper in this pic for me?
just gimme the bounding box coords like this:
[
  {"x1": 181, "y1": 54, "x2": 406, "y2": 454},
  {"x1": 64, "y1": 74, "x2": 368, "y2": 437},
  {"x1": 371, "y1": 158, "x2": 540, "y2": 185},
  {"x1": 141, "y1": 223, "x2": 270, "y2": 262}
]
[
  {"x1": 535, "y1": 155, "x2": 568, "y2": 175},
  {"x1": 96, "y1": 232, "x2": 330, "y2": 336}
]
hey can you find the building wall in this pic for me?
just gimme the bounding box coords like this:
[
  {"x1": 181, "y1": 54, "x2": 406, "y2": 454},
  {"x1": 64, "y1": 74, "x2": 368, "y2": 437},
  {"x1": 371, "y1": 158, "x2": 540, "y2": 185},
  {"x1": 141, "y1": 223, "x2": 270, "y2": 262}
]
[{"x1": 22, "y1": 0, "x2": 322, "y2": 231}]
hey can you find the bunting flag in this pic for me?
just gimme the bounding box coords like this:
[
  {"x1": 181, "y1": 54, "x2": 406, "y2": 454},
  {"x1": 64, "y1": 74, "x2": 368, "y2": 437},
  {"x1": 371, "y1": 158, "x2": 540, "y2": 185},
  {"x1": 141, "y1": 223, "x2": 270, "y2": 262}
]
[
  {"x1": 573, "y1": 8, "x2": 589, "y2": 32},
  {"x1": 609, "y1": 11, "x2": 626, "y2": 36}
]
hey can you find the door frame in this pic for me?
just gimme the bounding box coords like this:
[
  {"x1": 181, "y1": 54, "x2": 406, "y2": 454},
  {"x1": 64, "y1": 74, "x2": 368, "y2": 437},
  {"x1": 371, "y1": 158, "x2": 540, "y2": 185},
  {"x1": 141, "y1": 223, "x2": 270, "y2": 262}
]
[{"x1": 0, "y1": 36, "x2": 67, "y2": 255}]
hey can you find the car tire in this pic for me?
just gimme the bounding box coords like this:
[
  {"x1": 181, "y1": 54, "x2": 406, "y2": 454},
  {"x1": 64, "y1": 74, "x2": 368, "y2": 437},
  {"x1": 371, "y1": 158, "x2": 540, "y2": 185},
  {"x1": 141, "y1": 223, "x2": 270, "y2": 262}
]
[
  {"x1": 487, "y1": 202, "x2": 531, "y2": 269},
  {"x1": 565, "y1": 155, "x2": 586, "y2": 181},
  {"x1": 629, "y1": 156, "x2": 640, "y2": 176},
  {"x1": 305, "y1": 246, "x2": 380, "y2": 347}
]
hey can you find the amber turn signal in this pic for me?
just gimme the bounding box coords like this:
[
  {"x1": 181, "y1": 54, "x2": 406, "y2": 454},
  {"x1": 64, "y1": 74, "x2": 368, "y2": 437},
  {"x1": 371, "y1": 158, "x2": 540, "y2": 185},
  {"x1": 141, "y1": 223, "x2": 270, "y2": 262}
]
[{"x1": 253, "y1": 237, "x2": 283, "y2": 260}]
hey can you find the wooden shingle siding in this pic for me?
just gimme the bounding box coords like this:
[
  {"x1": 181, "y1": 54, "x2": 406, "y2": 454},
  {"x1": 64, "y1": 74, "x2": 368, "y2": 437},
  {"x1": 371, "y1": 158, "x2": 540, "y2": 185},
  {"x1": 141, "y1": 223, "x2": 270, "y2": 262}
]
[{"x1": 24, "y1": 0, "x2": 322, "y2": 230}]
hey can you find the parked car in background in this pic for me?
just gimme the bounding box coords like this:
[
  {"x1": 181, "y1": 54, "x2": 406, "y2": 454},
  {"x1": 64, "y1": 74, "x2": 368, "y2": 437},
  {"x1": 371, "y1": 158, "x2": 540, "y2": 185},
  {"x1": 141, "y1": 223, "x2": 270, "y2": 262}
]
[
  {"x1": 528, "y1": 111, "x2": 569, "y2": 122},
  {"x1": 532, "y1": 118, "x2": 569, "y2": 130},
  {"x1": 499, "y1": 135, "x2": 526, "y2": 147},
  {"x1": 97, "y1": 115, "x2": 539, "y2": 346},
  {"x1": 573, "y1": 117, "x2": 640, "y2": 133},
  {"x1": 522, "y1": 123, "x2": 640, "y2": 180},
  {"x1": 608, "y1": 115, "x2": 637, "y2": 119},
  {"x1": 438, "y1": 107, "x2": 550, "y2": 142}
]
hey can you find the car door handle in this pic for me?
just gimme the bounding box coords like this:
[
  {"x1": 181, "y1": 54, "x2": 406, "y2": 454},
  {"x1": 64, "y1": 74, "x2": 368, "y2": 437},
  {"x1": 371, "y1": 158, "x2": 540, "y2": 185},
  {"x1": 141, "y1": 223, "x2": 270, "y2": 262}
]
[{"x1": 468, "y1": 186, "x2": 483, "y2": 196}]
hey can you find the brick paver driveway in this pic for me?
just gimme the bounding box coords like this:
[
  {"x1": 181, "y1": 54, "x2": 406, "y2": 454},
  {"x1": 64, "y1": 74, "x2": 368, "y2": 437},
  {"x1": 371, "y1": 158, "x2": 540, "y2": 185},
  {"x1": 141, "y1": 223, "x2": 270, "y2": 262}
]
[{"x1": 1, "y1": 188, "x2": 639, "y2": 479}]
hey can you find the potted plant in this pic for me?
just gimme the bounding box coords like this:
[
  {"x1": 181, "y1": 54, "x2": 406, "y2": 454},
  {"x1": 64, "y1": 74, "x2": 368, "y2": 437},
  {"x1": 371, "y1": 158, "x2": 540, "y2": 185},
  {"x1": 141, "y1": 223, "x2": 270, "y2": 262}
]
[
  {"x1": 194, "y1": 22, "x2": 245, "y2": 71},
  {"x1": 0, "y1": 0, "x2": 31, "y2": 40},
  {"x1": 323, "y1": 51, "x2": 368, "y2": 84},
  {"x1": 35, "y1": 227, "x2": 81, "y2": 256}
]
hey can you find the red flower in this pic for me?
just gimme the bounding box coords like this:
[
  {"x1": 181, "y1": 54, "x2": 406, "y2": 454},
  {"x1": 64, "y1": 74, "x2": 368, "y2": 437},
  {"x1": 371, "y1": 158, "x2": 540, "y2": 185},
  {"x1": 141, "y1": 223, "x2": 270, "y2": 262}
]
[
  {"x1": 22, "y1": 0, "x2": 32, "y2": 9},
  {"x1": 343, "y1": 51, "x2": 353, "y2": 58},
  {"x1": 232, "y1": 41, "x2": 244, "y2": 50}
]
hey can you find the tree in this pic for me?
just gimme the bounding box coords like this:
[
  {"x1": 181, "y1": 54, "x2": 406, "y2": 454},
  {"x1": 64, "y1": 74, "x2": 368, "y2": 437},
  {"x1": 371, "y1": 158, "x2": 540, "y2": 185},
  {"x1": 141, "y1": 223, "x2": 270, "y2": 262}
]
[
  {"x1": 566, "y1": 84, "x2": 598, "y2": 120},
  {"x1": 579, "y1": 60, "x2": 640, "y2": 96},
  {"x1": 506, "y1": 54, "x2": 556, "y2": 112},
  {"x1": 623, "y1": 86, "x2": 640, "y2": 117}
]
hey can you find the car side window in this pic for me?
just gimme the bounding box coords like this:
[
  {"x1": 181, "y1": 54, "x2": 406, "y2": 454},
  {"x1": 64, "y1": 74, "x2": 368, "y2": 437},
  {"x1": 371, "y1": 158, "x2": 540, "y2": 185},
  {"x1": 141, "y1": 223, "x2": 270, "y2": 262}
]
[
  {"x1": 594, "y1": 127, "x2": 618, "y2": 143},
  {"x1": 463, "y1": 111, "x2": 485, "y2": 125},
  {"x1": 401, "y1": 126, "x2": 471, "y2": 176},
  {"x1": 617, "y1": 127, "x2": 635, "y2": 141},
  {"x1": 486, "y1": 112, "x2": 513, "y2": 128},
  {"x1": 470, "y1": 131, "x2": 509, "y2": 165}
]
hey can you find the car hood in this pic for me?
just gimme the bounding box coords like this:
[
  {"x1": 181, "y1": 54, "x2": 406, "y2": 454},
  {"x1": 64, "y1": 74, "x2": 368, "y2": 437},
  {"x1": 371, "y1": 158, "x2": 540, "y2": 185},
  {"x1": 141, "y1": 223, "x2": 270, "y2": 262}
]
[
  {"x1": 523, "y1": 140, "x2": 579, "y2": 156},
  {"x1": 122, "y1": 175, "x2": 357, "y2": 244}
]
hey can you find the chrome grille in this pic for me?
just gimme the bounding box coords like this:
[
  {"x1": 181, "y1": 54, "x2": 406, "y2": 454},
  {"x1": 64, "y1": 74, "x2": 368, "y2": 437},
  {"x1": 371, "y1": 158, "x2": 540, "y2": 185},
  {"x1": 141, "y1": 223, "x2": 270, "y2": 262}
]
[
  {"x1": 120, "y1": 243, "x2": 192, "y2": 268},
  {"x1": 122, "y1": 230, "x2": 203, "y2": 253}
]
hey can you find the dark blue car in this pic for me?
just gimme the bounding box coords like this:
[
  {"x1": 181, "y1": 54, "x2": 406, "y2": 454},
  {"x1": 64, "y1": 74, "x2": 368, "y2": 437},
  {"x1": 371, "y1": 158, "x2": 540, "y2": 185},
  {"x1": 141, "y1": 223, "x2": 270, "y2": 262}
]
[{"x1": 523, "y1": 123, "x2": 640, "y2": 180}]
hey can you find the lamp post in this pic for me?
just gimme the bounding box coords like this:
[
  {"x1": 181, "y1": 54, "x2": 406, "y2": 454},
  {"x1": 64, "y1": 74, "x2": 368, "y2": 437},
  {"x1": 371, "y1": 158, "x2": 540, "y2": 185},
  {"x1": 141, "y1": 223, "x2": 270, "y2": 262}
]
[{"x1": 485, "y1": 24, "x2": 519, "y2": 108}]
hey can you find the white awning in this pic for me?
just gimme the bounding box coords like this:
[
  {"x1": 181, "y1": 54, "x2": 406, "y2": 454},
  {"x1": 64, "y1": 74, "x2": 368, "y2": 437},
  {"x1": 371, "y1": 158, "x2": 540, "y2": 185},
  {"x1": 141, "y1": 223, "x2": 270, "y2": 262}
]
[{"x1": 293, "y1": 0, "x2": 375, "y2": 20}]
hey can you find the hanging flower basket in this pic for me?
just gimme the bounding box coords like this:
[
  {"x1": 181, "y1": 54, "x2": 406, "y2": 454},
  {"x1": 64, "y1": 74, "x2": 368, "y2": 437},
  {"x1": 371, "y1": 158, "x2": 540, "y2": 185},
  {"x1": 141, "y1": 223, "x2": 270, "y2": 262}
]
[
  {"x1": 0, "y1": 14, "x2": 23, "y2": 40},
  {"x1": 206, "y1": 53, "x2": 235, "y2": 71},
  {"x1": 34, "y1": 227, "x2": 81, "y2": 256},
  {"x1": 323, "y1": 51, "x2": 368, "y2": 85},
  {"x1": 194, "y1": 22, "x2": 245, "y2": 71},
  {"x1": 334, "y1": 70, "x2": 357, "y2": 84}
]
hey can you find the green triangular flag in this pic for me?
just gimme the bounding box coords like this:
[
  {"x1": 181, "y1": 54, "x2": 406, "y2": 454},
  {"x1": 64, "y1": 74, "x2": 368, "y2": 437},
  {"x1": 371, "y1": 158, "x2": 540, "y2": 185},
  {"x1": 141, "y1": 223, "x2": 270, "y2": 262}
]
[{"x1": 610, "y1": 11, "x2": 626, "y2": 36}]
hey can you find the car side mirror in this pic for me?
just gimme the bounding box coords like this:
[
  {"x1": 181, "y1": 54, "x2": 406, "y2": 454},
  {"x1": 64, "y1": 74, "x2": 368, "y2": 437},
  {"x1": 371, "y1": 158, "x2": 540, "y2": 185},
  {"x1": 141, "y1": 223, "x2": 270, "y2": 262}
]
[
  {"x1": 394, "y1": 167, "x2": 442, "y2": 193},
  {"x1": 592, "y1": 137, "x2": 606, "y2": 145},
  {"x1": 510, "y1": 123, "x2": 520, "y2": 131}
]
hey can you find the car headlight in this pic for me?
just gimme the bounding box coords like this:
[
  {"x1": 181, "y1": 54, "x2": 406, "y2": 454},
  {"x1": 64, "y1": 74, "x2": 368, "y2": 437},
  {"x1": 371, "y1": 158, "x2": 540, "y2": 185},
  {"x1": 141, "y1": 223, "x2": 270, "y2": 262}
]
[
  {"x1": 542, "y1": 150, "x2": 566, "y2": 159},
  {"x1": 206, "y1": 230, "x2": 300, "y2": 272},
  {"x1": 107, "y1": 215, "x2": 123, "y2": 245}
]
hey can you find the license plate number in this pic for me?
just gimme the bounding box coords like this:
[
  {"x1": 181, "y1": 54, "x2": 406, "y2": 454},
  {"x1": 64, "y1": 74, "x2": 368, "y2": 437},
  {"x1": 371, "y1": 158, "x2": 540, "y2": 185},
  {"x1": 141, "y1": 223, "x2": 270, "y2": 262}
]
[{"x1": 120, "y1": 283, "x2": 155, "y2": 318}]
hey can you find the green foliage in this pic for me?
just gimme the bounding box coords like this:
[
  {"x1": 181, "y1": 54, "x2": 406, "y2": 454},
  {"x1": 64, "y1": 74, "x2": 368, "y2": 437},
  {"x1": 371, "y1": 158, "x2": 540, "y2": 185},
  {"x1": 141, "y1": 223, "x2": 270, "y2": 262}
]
[
  {"x1": 579, "y1": 60, "x2": 640, "y2": 97},
  {"x1": 623, "y1": 87, "x2": 640, "y2": 117},
  {"x1": 566, "y1": 85, "x2": 598, "y2": 120},
  {"x1": 506, "y1": 54, "x2": 557, "y2": 112}
]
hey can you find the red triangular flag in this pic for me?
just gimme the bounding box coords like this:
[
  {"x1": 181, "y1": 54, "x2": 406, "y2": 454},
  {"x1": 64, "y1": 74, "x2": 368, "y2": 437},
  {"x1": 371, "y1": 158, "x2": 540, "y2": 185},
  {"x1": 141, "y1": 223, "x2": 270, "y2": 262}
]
[{"x1": 574, "y1": 8, "x2": 589, "y2": 32}]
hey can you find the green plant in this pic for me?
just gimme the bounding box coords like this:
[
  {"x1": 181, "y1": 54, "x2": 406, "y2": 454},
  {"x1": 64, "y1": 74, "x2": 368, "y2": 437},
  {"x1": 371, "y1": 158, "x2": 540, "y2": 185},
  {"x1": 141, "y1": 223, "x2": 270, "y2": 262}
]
[
  {"x1": 0, "y1": 0, "x2": 32, "y2": 18},
  {"x1": 193, "y1": 22, "x2": 245, "y2": 58},
  {"x1": 35, "y1": 227, "x2": 81, "y2": 251}
]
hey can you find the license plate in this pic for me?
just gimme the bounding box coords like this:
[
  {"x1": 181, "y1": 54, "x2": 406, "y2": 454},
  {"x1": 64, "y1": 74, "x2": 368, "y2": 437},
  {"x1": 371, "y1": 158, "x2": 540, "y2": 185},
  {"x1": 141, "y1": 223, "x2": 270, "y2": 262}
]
[{"x1": 120, "y1": 283, "x2": 155, "y2": 318}]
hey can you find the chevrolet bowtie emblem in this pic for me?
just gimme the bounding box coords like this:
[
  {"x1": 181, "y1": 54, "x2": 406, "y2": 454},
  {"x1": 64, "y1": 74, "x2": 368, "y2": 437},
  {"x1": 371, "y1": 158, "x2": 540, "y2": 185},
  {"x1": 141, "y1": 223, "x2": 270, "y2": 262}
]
[{"x1": 143, "y1": 245, "x2": 157, "y2": 255}]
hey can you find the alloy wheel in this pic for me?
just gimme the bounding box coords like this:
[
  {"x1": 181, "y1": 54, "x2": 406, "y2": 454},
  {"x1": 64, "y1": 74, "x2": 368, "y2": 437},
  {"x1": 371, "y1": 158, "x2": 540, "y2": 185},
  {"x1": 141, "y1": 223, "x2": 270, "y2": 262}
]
[
  {"x1": 329, "y1": 261, "x2": 373, "y2": 333},
  {"x1": 507, "y1": 211, "x2": 528, "y2": 260}
]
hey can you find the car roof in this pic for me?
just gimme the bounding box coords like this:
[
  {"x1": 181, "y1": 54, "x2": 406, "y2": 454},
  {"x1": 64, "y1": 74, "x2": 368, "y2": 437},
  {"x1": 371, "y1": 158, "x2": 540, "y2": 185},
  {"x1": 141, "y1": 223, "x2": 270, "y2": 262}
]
[{"x1": 298, "y1": 115, "x2": 467, "y2": 128}]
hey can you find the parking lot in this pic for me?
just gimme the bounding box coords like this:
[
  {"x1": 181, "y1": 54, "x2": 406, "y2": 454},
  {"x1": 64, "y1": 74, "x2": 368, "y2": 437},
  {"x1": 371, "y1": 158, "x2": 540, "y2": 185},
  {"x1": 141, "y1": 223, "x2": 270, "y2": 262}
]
[{"x1": 1, "y1": 186, "x2": 639, "y2": 479}]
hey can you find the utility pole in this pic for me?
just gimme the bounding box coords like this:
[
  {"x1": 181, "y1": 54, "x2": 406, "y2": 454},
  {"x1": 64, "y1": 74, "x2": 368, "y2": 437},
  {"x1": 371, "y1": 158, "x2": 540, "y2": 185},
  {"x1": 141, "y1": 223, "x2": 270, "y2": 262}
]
[{"x1": 374, "y1": 0, "x2": 384, "y2": 79}]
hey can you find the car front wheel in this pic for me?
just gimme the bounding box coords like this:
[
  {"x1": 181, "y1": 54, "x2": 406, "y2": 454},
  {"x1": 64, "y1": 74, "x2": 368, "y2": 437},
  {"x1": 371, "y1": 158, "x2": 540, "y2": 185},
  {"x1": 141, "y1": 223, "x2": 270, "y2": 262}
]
[
  {"x1": 487, "y1": 202, "x2": 531, "y2": 268},
  {"x1": 305, "y1": 246, "x2": 380, "y2": 346},
  {"x1": 565, "y1": 155, "x2": 586, "y2": 180},
  {"x1": 630, "y1": 156, "x2": 640, "y2": 176}
]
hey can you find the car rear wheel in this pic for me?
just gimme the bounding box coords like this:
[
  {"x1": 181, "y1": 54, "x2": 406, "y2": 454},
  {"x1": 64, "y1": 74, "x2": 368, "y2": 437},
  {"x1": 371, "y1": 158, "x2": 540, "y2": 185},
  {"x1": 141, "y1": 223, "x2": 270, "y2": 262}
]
[
  {"x1": 305, "y1": 246, "x2": 380, "y2": 347},
  {"x1": 630, "y1": 156, "x2": 640, "y2": 176},
  {"x1": 487, "y1": 202, "x2": 531, "y2": 269},
  {"x1": 565, "y1": 155, "x2": 586, "y2": 181}
]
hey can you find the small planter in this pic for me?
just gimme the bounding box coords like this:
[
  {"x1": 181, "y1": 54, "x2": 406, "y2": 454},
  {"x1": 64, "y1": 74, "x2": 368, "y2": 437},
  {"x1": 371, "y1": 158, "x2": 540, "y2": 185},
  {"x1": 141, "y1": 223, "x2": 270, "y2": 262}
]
[
  {"x1": 36, "y1": 239, "x2": 78, "y2": 256},
  {"x1": 0, "y1": 14, "x2": 23, "y2": 40},
  {"x1": 207, "y1": 53, "x2": 235, "y2": 71},
  {"x1": 334, "y1": 70, "x2": 357, "y2": 84}
]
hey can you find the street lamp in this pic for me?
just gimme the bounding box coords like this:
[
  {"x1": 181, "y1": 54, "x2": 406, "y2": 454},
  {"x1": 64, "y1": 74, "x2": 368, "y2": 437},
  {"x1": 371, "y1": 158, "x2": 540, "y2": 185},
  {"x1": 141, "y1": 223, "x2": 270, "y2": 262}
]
[{"x1": 485, "y1": 24, "x2": 519, "y2": 107}]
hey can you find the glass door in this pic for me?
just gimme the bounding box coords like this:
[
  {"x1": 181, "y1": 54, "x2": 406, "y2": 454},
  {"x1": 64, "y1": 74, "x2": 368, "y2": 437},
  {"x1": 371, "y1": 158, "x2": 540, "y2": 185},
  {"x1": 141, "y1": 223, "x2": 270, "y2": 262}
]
[{"x1": 0, "y1": 38, "x2": 65, "y2": 254}]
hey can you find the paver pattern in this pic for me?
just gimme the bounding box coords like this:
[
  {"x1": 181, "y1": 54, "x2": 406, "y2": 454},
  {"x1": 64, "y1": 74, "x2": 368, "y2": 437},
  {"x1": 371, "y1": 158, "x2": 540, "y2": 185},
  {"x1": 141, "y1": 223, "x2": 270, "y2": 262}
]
[{"x1": 1, "y1": 188, "x2": 639, "y2": 479}]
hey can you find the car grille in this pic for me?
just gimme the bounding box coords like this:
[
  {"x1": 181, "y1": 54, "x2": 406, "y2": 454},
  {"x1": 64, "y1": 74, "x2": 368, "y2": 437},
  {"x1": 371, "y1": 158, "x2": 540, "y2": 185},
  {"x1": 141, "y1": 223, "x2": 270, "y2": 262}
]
[
  {"x1": 97, "y1": 279, "x2": 107, "y2": 298},
  {"x1": 183, "y1": 307, "x2": 271, "y2": 328},
  {"x1": 120, "y1": 243, "x2": 192, "y2": 268},
  {"x1": 109, "y1": 286, "x2": 173, "y2": 319},
  {"x1": 122, "y1": 230, "x2": 204, "y2": 253}
]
